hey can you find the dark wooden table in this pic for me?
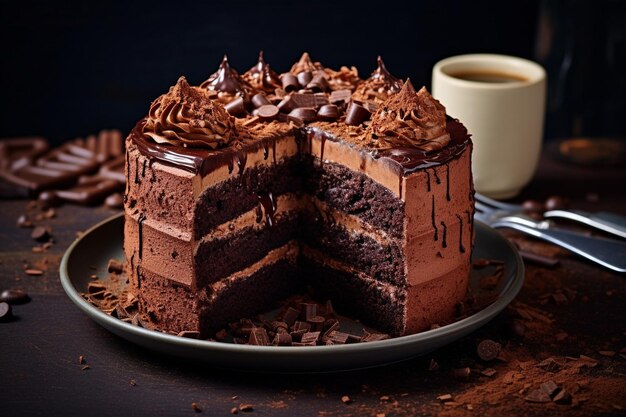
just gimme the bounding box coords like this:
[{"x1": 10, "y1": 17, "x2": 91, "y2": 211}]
[{"x1": 1, "y1": 152, "x2": 625, "y2": 417}]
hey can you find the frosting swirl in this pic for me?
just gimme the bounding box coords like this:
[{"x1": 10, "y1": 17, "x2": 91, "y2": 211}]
[
  {"x1": 143, "y1": 76, "x2": 237, "y2": 149},
  {"x1": 367, "y1": 80, "x2": 450, "y2": 152},
  {"x1": 352, "y1": 57, "x2": 403, "y2": 103}
]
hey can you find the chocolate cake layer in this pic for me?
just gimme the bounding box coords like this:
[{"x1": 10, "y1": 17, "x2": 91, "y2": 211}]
[
  {"x1": 300, "y1": 209, "x2": 405, "y2": 286},
  {"x1": 193, "y1": 157, "x2": 302, "y2": 240},
  {"x1": 300, "y1": 256, "x2": 405, "y2": 336},
  {"x1": 194, "y1": 211, "x2": 300, "y2": 287},
  {"x1": 302, "y1": 158, "x2": 405, "y2": 238},
  {"x1": 201, "y1": 258, "x2": 301, "y2": 334}
]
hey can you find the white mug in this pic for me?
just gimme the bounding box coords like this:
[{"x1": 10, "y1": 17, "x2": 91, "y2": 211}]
[{"x1": 432, "y1": 54, "x2": 547, "y2": 199}]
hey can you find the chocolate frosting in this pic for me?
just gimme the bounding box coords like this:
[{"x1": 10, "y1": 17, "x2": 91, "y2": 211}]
[
  {"x1": 367, "y1": 80, "x2": 450, "y2": 152},
  {"x1": 242, "y1": 51, "x2": 281, "y2": 93},
  {"x1": 200, "y1": 55, "x2": 249, "y2": 97},
  {"x1": 352, "y1": 56, "x2": 403, "y2": 103},
  {"x1": 143, "y1": 77, "x2": 237, "y2": 149}
]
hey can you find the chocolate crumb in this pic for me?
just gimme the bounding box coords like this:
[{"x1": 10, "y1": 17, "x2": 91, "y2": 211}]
[
  {"x1": 17, "y1": 214, "x2": 33, "y2": 228},
  {"x1": 238, "y1": 403, "x2": 253, "y2": 412},
  {"x1": 107, "y1": 259, "x2": 124, "y2": 274},
  {"x1": 130, "y1": 379, "x2": 137, "y2": 386},
  {"x1": 81, "y1": 365, "x2": 90, "y2": 371},
  {"x1": 79, "y1": 355, "x2": 86, "y2": 364},
  {"x1": 31, "y1": 226, "x2": 50, "y2": 242},
  {"x1": 437, "y1": 394, "x2": 453, "y2": 402},
  {"x1": 341, "y1": 395, "x2": 352, "y2": 404},
  {"x1": 553, "y1": 389, "x2": 572, "y2": 404},
  {"x1": 379, "y1": 395, "x2": 390, "y2": 402},
  {"x1": 25, "y1": 269, "x2": 44, "y2": 276},
  {"x1": 230, "y1": 407, "x2": 238, "y2": 415},
  {"x1": 191, "y1": 402, "x2": 202, "y2": 412},
  {"x1": 540, "y1": 380, "x2": 559, "y2": 398},
  {"x1": 481, "y1": 368, "x2": 497, "y2": 377},
  {"x1": 428, "y1": 358, "x2": 439, "y2": 371}
]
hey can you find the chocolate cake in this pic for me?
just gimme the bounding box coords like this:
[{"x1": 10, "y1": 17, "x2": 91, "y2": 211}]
[{"x1": 123, "y1": 53, "x2": 474, "y2": 338}]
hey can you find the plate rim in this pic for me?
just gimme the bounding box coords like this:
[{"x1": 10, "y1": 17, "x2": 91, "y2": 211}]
[{"x1": 60, "y1": 212, "x2": 524, "y2": 357}]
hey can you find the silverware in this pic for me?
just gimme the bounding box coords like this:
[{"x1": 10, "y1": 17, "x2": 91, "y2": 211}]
[
  {"x1": 476, "y1": 193, "x2": 626, "y2": 239},
  {"x1": 474, "y1": 196, "x2": 626, "y2": 273}
]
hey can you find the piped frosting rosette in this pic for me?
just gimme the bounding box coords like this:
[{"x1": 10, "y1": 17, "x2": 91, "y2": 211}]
[
  {"x1": 143, "y1": 76, "x2": 237, "y2": 149},
  {"x1": 367, "y1": 80, "x2": 451, "y2": 152}
]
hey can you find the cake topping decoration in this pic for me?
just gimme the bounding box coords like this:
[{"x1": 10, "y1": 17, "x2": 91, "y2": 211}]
[
  {"x1": 290, "y1": 52, "x2": 323, "y2": 75},
  {"x1": 242, "y1": 51, "x2": 281, "y2": 93},
  {"x1": 144, "y1": 76, "x2": 237, "y2": 149},
  {"x1": 353, "y1": 57, "x2": 403, "y2": 102},
  {"x1": 200, "y1": 55, "x2": 248, "y2": 97},
  {"x1": 367, "y1": 80, "x2": 451, "y2": 152}
]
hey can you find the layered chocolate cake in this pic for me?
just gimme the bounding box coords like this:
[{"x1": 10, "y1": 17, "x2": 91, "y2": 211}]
[{"x1": 124, "y1": 53, "x2": 474, "y2": 338}]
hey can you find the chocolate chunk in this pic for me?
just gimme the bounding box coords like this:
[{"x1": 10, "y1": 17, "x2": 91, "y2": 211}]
[
  {"x1": 297, "y1": 71, "x2": 313, "y2": 87},
  {"x1": 361, "y1": 332, "x2": 389, "y2": 342},
  {"x1": 552, "y1": 389, "x2": 572, "y2": 404},
  {"x1": 317, "y1": 104, "x2": 340, "y2": 121},
  {"x1": 545, "y1": 195, "x2": 568, "y2": 211},
  {"x1": 25, "y1": 269, "x2": 44, "y2": 276},
  {"x1": 224, "y1": 97, "x2": 246, "y2": 117},
  {"x1": 273, "y1": 332, "x2": 292, "y2": 346},
  {"x1": 301, "y1": 331, "x2": 320, "y2": 344},
  {"x1": 31, "y1": 226, "x2": 50, "y2": 242},
  {"x1": 329, "y1": 89, "x2": 352, "y2": 105},
  {"x1": 452, "y1": 367, "x2": 471, "y2": 381},
  {"x1": 541, "y1": 380, "x2": 559, "y2": 398},
  {"x1": 16, "y1": 214, "x2": 33, "y2": 228},
  {"x1": 281, "y1": 306, "x2": 300, "y2": 326},
  {"x1": 477, "y1": 339, "x2": 501, "y2": 361},
  {"x1": 105, "y1": 193, "x2": 124, "y2": 209},
  {"x1": 300, "y1": 302, "x2": 317, "y2": 320},
  {"x1": 256, "y1": 104, "x2": 279, "y2": 121},
  {"x1": 307, "y1": 315, "x2": 325, "y2": 332},
  {"x1": 306, "y1": 73, "x2": 329, "y2": 92},
  {"x1": 270, "y1": 321, "x2": 288, "y2": 332},
  {"x1": 345, "y1": 102, "x2": 371, "y2": 126},
  {"x1": 248, "y1": 327, "x2": 270, "y2": 346},
  {"x1": 0, "y1": 137, "x2": 49, "y2": 172},
  {"x1": 0, "y1": 302, "x2": 13, "y2": 322},
  {"x1": 525, "y1": 388, "x2": 551, "y2": 403},
  {"x1": 291, "y1": 93, "x2": 319, "y2": 109},
  {"x1": 55, "y1": 178, "x2": 121, "y2": 205},
  {"x1": 324, "y1": 300, "x2": 335, "y2": 318},
  {"x1": 327, "y1": 331, "x2": 350, "y2": 345},
  {"x1": 428, "y1": 358, "x2": 440, "y2": 371},
  {"x1": 290, "y1": 329, "x2": 307, "y2": 342},
  {"x1": 0, "y1": 289, "x2": 30, "y2": 305},
  {"x1": 107, "y1": 259, "x2": 124, "y2": 274},
  {"x1": 292, "y1": 321, "x2": 312, "y2": 332},
  {"x1": 98, "y1": 155, "x2": 125, "y2": 183},
  {"x1": 251, "y1": 93, "x2": 271, "y2": 108},
  {"x1": 289, "y1": 108, "x2": 318, "y2": 123},
  {"x1": 280, "y1": 73, "x2": 299, "y2": 92}
]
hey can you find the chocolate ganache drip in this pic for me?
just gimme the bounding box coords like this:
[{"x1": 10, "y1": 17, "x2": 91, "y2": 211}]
[
  {"x1": 143, "y1": 76, "x2": 237, "y2": 149},
  {"x1": 367, "y1": 80, "x2": 450, "y2": 152},
  {"x1": 242, "y1": 51, "x2": 281, "y2": 93},
  {"x1": 200, "y1": 55, "x2": 250, "y2": 99},
  {"x1": 353, "y1": 56, "x2": 403, "y2": 103}
]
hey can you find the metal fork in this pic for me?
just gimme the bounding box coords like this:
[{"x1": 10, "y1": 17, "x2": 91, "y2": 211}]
[
  {"x1": 474, "y1": 194, "x2": 626, "y2": 273},
  {"x1": 476, "y1": 193, "x2": 626, "y2": 239}
]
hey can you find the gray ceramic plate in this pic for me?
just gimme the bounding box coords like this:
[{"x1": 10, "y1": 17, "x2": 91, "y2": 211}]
[{"x1": 60, "y1": 213, "x2": 524, "y2": 373}]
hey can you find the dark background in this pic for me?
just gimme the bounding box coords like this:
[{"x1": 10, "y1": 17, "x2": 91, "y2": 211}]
[{"x1": 1, "y1": 0, "x2": 624, "y2": 145}]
